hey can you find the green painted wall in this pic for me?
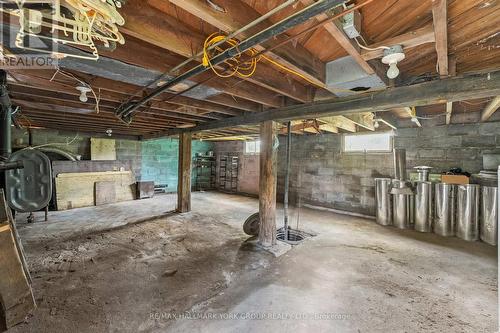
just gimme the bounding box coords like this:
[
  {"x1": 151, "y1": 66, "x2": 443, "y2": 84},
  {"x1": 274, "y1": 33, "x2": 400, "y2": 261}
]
[
  {"x1": 140, "y1": 138, "x2": 214, "y2": 191},
  {"x1": 11, "y1": 128, "x2": 214, "y2": 193}
]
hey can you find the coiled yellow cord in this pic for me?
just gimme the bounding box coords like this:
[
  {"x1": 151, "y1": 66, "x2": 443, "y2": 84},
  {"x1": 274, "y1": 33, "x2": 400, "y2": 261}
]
[{"x1": 202, "y1": 33, "x2": 325, "y2": 88}]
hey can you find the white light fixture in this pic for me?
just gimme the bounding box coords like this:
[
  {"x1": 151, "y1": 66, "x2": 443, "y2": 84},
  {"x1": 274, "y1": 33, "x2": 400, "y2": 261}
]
[
  {"x1": 76, "y1": 85, "x2": 92, "y2": 103},
  {"x1": 373, "y1": 119, "x2": 380, "y2": 129},
  {"x1": 382, "y1": 45, "x2": 405, "y2": 79},
  {"x1": 106, "y1": 129, "x2": 113, "y2": 137}
]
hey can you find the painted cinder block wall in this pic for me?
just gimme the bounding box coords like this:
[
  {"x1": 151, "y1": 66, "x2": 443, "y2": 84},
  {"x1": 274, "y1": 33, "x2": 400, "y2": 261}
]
[
  {"x1": 213, "y1": 141, "x2": 259, "y2": 195},
  {"x1": 11, "y1": 128, "x2": 214, "y2": 192},
  {"x1": 214, "y1": 122, "x2": 500, "y2": 216}
]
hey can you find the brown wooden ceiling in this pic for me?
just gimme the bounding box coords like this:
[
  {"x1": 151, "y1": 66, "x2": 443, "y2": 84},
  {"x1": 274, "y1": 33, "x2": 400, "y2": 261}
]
[{"x1": 4, "y1": 0, "x2": 500, "y2": 139}]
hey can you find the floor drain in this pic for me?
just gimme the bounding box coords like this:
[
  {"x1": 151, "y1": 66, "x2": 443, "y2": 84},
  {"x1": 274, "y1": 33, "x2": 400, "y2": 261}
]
[{"x1": 276, "y1": 228, "x2": 308, "y2": 245}]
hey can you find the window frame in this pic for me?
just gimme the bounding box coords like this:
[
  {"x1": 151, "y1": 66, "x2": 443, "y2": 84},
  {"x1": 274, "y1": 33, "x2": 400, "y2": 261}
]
[
  {"x1": 342, "y1": 131, "x2": 394, "y2": 154},
  {"x1": 244, "y1": 140, "x2": 261, "y2": 155}
]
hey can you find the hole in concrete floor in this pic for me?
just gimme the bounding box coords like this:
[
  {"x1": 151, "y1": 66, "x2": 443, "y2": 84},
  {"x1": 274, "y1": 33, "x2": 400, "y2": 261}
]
[{"x1": 276, "y1": 228, "x2": 308, "y2": 245}]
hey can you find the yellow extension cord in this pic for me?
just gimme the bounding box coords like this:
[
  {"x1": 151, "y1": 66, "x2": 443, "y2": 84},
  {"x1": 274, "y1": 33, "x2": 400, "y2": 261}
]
[{"x1": 202, "y1": 33, "x2": 325, "y2": 89}]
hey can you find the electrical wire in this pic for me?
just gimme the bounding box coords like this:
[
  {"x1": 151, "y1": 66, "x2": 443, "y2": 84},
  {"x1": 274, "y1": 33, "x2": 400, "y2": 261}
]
[
  {"x1": 28, "y1": 132, "x2": 80, "y2": 149},
  {"x1": 354, "y1": 37, "x2": 390, "y2": 51},
  {"x1": 414, "y1": 113, "x2": 448, "y2": 120},
  {"x1": 202, "y1": 33, "x2": 327, "y2": 88},
  {"x1": 50, "y1": 68, "x2": 101, "y2": 114},
  {"x1": 126, "y1": 0, "x2": 377, "y2": 119},
  {"x1": 120, "y1": 0, "x2": 299, "y2": 107}
]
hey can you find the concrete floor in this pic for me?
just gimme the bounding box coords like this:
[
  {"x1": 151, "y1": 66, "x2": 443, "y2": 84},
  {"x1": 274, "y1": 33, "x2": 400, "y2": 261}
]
[{"x1": 10, "y1": 192, "x2": 498, "y2": 333}]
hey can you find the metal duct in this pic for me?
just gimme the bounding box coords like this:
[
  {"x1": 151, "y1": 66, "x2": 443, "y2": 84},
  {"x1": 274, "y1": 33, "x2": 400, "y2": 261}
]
[
  {"x1": 393, "y1": 149, "x2": 407, "y2": 181},
  {"x1": 325, "y1": 56, "x2": 386, "y2": 97},
  {"x1": 35, "y1": 147, "x2": 80, "y2": 161}
]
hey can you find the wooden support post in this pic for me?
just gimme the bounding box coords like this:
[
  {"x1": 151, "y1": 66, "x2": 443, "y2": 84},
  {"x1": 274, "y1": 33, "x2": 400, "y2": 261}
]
[
  {"x1": 177, "y1": 132, "x2": 192, "y2": 213},
  {"x1": 259, "y1": 121, "x2": 277, "y2": 247}
]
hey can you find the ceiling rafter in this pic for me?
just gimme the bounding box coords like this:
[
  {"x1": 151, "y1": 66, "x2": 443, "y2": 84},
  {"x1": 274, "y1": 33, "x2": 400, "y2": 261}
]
[{"x1": 167, "y1": 0, "x2": 326, "y2": 87}]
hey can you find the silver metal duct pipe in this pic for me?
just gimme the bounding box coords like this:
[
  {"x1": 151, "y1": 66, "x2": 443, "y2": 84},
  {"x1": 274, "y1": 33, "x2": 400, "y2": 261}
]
[
  {"x1": 414, "y1": 181, "x2": 433, "y2": 232},
  {"x1": 480, "y1": 185, "x2": 498, "y2": 245},
  {"x1": 434, "y1": 183, "x2": 457, "y2": 237},
  {"x1": 456, "y1": 184, "x2": 480, "y2": 241},
  {"x1": 393, "y1": 149, "x2": 407, "y2": 181},
  {"x1": 375, "y1": 178, "x2": 392, "y2": 226}
]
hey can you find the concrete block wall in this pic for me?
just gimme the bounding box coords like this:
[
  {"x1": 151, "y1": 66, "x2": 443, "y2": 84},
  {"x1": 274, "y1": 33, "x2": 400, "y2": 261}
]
[
  {"x1": 214, "y1": 141, "x2": 259, "y2": 195},
  {"x1": 140, "y1": 138, "x2": 213, "y2": 191},
  {"x1": 276, "y1": 134, "x2": 393, "y2": 216},
  {"x1": 10, "y1": 128, "x2": 214, "y2": 191},
  {"x1": 214, "y1": 122, "x2": 500, "y2": 217},
  {"x1": 396, "y1": 123, "x2": 500, "y2": 173}
]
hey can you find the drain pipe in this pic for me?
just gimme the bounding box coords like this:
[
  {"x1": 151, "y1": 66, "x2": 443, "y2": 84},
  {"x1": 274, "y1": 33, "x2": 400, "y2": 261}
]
[
  {"x1": 283, "y1": 121, "x2": 292, "y2": 240},
  {"x1": 0, "y1": 70, "x2": 12, "y2": 192},
  {"x1": 0, "y1": 70, "x2": 12, "y2": 160}
]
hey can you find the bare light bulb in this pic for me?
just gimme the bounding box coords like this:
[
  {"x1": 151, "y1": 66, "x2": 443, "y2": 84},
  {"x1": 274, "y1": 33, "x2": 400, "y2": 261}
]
[
  {"x1": 79, "y1": 91, "x2": 88, "y2": 102},
  {"x1": 374, "y1": 120, "x2": 380, "y2": 129},
  {"x1": 387, "y1": 62, "x2": 400, "y2": 79},
  {"x1": 76, "y1": 85, "x2": 91, "y2": 103}
]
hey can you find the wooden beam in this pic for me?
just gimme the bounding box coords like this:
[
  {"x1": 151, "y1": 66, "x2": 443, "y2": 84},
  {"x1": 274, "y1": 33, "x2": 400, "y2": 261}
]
[
  {"x1": 445, "y1": 102, "x2": 453, "y2": 124},
  {"x1": 445, "y1": 55, "x2": 457, "y2": 124},
  {"x1": 146, "y1": 71, "x2": 500, "y2": 137},
  {"x1": 120, "y1": 0, "x2": 312, "y2": 104},
  {"x1": 317, "y1": 122, "x2": 340, "y2": 134},
  {"x1": 345, "y1": 113, "x2": 375, "y2": 131},
  {"x1": 481, "y1": 96, "x2": 500, "y2": 122},
  {"x1": 320, "y1": 116, "x2": 357, "y2": 132},
  {"x1": 259, "y1": 121, "x2": 277, "y2": 247},
  {"x1": 361, "y1": 25, "x2": 436, "y2": 60},
  {"x1": 300, "y1": 0, "x2": 374, "y2": 75},
  {"x1": 167, "y1": 0, "x2": 326, "y2": 88},
  {"x1": 432, "y1": 0, "x2": 449, "y2": 77},
  {"x1": 177, "y1": 132, "x2": 192, "y2": 213},
  {"x1": 280, "y1": 120, "x2": 339, "y2": 134}
]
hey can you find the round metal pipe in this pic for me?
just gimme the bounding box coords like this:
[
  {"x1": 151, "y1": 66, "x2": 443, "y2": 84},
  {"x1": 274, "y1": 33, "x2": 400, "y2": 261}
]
[
  {"x1": 283, "y1": 121, "x2": 292, "y2": 239},
  {"x1": 456, "y1": 184, "x2": 480, "y2": 241}
]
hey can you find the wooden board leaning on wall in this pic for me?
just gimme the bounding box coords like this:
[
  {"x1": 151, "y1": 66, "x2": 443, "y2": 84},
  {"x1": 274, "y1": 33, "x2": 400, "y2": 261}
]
[{"x1": 55, "y1": 171, "x2": 136, "y2": 211}]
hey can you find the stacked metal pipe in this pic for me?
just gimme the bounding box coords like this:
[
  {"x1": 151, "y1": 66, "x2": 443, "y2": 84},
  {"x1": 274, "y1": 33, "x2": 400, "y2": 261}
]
[{"x1": 375, "y1": 149, "x2": 498, "y2": 246}]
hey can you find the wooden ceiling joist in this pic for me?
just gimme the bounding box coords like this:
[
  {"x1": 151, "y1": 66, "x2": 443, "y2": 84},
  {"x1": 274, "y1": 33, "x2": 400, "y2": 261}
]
[
  {"x1": 299, "y1": 0, "x2": 374, "y2": 75},
  {"x1": 119, "y1": 0, "x2": 313, "y2": 104},
  {"x1": 9, "y1": 86, "x2": 220, "y2": 122},
  {"x1": 345, "y1": 113, "x2": 375, "y2": 131},
  {"x1": 481, "y1": 96, "x2": 500, "y2": 122},
  {"x1": 168, "y1": 0, "x2": 326, "y2": 87},
  {"x1": 8, "y1": 70, "x2": 245, "y2": 118},
  {"x1": 432, "y1": 0, "x2": 449, "y2": 77},
  {"x1": 360, "y1": 24, "x2": 436, "y2": 61}
]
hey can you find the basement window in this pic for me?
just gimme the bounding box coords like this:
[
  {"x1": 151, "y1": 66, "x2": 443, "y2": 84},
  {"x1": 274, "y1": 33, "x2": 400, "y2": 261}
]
[
  {"x1": 244, "y1": 140, "x2": 261, "y2": 154},
  {"x1": 343, "y1": 131, "x2": 393, "y2": 153}
]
